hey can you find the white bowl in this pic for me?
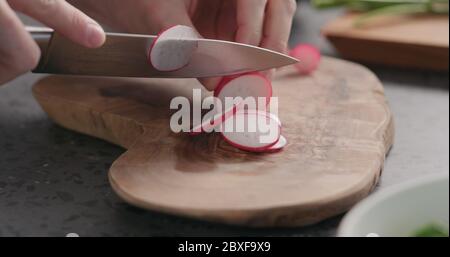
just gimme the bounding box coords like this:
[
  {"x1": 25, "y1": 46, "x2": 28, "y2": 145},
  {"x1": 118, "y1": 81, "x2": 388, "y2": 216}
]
[{"x1": 338, "y1": 174, "x2": 449, "y2": 237}]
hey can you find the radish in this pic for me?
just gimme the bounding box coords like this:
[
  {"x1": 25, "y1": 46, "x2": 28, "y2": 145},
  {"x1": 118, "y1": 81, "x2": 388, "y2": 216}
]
[
  {"x1": 186, "y1": 72, "x2": 285, "y2": 153},
  {"x1": 290, "y1": 44, "x2": 321, "y2": 75},
  {"x1": 221, "y1": 110, "x2": 281, "y2": 152},
  {"x1": 214, "y1": 73, "x2": 273, "y2": 109},
  {"x1": 244, "y1": 109, "x2": 282, "y2": 127},
  {"x1": 266, "y1": 135, "x2": 287, "y2": 152},
  {"x1": 189, "y1": 98, "x2": 239, "y2": 135},
  {"x1": 237, "y1": 111, "x2": 286, "y2": 152},
  {"x1": 189, "y1": 73, "x2": 272, "y2": 135},
  {"x1": 149, "y1": 25, "x2": 199, "y2": 72}
]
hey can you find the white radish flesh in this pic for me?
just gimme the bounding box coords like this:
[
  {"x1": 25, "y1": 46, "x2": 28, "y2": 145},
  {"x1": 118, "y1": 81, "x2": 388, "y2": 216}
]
[
  {"x1": 244, "y1": 109, "x2": 282, "y2": 127},
  {"x1": 188, "y1": 72, "x2": 285, "y2": 153},
  {"x1": 214, "y1": 73, "x2": 272, "y2": 110},
  {"x1": 189, "y1": 98, "x2": 239, "y2": 135},
  {"x1": 149, "y1": 25, "x2": 199, "y2": 72},
  {"x1": 221, "y1": 111, "x2": 281, "y2": 152},
  {"x1": 266, "y1": 135, "x2": 287, "y2": 152},
  {"x1": 190, "y1": 73, "x2": 271, "y2": 135}
]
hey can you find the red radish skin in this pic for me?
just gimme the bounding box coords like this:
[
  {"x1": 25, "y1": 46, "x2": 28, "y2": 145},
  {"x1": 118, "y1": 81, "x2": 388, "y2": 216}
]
[
  {"x1": 214, "y1": 73, "x2": 273, "y2": 108},
  {"x1": 265, "y1": 135, "x2": 287, "y2": 152},
  {"x1": 220, "y1": 111, "x2": 281, "y2": 153},
  {"x1": 290, "y1": 44, "x2": 321, "y2": 75},
  {"x1": 189, "y1": 73, "x2": 272, "y2": 135},
  {"x1": 188, "y1": 100, "x2": 240, "y2": 136},
  {"x1": 149, "y1": 25, "x2": 199, "y2": 72},
  {"x1": 187, "y1": 72, "x2": 285, "y2": 154}
]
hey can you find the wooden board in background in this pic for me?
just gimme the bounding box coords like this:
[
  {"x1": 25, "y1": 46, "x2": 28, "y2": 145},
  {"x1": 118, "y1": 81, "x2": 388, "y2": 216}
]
[
  {"x1": 32, "y1": 57, "x2": 394, "y2": 227},
  {"x1": 323, "y1": 14, "x2": 449, "y2": 71}
]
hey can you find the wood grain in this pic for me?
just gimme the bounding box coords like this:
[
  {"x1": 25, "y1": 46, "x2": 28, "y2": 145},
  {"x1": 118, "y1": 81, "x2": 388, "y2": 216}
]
[
  {"x1": 32, "y1": 57, "x2": 394, "y2": 227},
  {"x1": 323, "y1": 13, "x2": 449, "y2": 71}
]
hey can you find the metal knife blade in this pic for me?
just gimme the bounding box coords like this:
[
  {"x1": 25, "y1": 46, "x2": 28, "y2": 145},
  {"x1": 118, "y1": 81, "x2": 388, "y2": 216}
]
[{"x1": 30, "y1": 27, "x2": 298, "y2": 78}]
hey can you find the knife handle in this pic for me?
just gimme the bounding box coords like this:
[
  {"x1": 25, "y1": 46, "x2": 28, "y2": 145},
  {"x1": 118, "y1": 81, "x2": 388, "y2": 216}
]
[{"x1": 26, "y1": 26, "x2": 53, "y2": 56}]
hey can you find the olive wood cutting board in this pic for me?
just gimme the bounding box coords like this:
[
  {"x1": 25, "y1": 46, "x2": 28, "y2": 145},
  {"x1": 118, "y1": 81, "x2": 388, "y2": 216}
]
[
  {"x1": 33, "y1": 57, "x2": 394, "y2": 227},
  {"x1": 323, "y1": 13, "x2": 449, "y2": 71}
]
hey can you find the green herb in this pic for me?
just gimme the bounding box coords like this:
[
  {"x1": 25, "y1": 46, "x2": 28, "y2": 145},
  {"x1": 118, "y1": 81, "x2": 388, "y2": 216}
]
[
  {"x1": 413, "y1": 224, "x2": 449, "y2": 237},
  {"x1": 312, "y1": 0, "x2": 449, "y2": 26}
]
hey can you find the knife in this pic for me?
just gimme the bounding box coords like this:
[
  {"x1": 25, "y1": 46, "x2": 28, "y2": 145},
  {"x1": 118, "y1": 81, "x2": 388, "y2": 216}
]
[{"x1": 28, "y1": 26, "x2": 298, "y2": 78}]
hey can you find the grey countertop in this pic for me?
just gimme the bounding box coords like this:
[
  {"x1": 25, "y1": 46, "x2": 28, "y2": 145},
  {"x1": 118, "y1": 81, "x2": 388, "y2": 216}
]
[{"x1": 0, "y1": 3, "x2": 448, "y2": 237}]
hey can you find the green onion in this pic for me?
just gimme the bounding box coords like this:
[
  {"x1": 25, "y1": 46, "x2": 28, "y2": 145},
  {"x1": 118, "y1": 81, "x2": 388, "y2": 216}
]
[
  {"x1": 413, "y1": 224, "x2": 449, "y2": 237},
  {"x1": 355, "y1": 4, "x2": 429, "y2": 26},
  {"x1": 312, "y1": 0, "x2": 449, "y2": 26}
]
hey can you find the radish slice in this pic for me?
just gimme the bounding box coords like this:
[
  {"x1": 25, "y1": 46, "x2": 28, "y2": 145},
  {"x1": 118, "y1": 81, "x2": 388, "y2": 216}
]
[
  {"x1": 266, "y1": 135, "x2": 287, "y2": 152},
  {"x1": 190, "y1": 73, "x2": 272, "y2": 135},
  {"x1": 244, "y1": 109, "x2": 282, "y2": 127},
  {"x1": 221, "y1": 110, "x2": 281, "y2": 152},
  {"x1": 149, "y1": 25, "x2": 199, "y2": 72},
  {"x1": 290, "y1": 44, "x2": 321, "y2": 75},
  {"x1": 189, "y1": 98, "x2": 239, "y2": 135},
  {"x1": 214, "y1": 73, "x2": 272, "y2": 109}
]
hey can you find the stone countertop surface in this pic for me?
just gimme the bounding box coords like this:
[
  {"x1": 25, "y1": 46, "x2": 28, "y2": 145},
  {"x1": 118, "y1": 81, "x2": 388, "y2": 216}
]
[{"x1": 0, "y1": 3, "x2": 448, "y2": 236}]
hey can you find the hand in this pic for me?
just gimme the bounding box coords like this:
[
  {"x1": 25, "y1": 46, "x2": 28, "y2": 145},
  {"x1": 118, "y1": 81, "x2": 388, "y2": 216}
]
[
  {"x1": 0, "y1": 0, "x2": 106, "y2": 85},
  {"x1": 70, "y1": 0, "x2": 297, "y2": 90}
]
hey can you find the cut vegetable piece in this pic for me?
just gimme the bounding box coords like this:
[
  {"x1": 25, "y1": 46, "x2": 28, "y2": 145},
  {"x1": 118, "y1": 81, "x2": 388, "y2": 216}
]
[
  {"x1": 189, "y1": 98, "x2": 240, "y2": 136},
  {"x1": 266, "y1": 135, "x2": 287, "y2": 152},
  {"x1": 215, "y1": 73, "x2": 273, "y2": 109},
  {"x1": 244, "y1": 109, "x2": 282, "y2": 127},
  {"x1": 149, "y1": 25, "x2": 199, "y2": 72},
  {"x1": 190, "y1": 73, "x2": 273, "y2": 136},
  {"x1": 221, "y1": 110, "x2": 281, "y2": 152},
  {"x1": 290, "y1": 44, "x2": 321, "y2": 75}
]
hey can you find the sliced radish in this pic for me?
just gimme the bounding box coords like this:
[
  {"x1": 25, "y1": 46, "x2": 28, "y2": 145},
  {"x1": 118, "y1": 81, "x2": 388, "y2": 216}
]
[
  {"x1": 244, "y1": 109, "x2": 282, "y2": 127},
  {"x1": 189, "y1": 73, "x2": 272, "y2": 135},
  {"x1": 189, "y1": 98, "x2": 239, "y2": 135},
  {"x1": 221, "y1": 110, "x2": 281, "y2": 152},
  {"x1": 214, "y1": 73, "x2": 272, "y2": 109},
  {"x1": 149, "y1": 25, "x2": 199, "y2": 72},
  {"x1": 266, "y1": 135, "x2": 287, "y2": 152},
  {"x1": 290, "y1": 44, "x2": 321, "y2": 75}
]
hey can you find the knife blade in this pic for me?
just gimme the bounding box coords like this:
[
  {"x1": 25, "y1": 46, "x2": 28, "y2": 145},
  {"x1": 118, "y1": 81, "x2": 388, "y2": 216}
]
[{"x1": 29, "y1": 26, "x2": 298, "y2": 78}]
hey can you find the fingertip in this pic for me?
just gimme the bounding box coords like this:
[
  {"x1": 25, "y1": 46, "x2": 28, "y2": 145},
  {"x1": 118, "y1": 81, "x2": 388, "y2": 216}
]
[
  {"x1": 85, "y1": 22, "x2": 106, "y2": 48},
  {"x1": 28, "y1": 41, "x2": 42, "y2": 70}
]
